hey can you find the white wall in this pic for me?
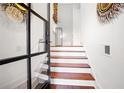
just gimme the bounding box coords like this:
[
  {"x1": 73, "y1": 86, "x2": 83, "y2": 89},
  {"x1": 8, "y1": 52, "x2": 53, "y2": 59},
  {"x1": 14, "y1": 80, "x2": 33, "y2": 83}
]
[
  {"x1": 58, "y1": 4, "x2": 73, "y2": 46},
  {"x1": 80, "y1": 3, "x2": 124, "y2": 89},
  {"x1": 0, "y1": 3, "x2": 48, "y2": 88},
  {"x1": 50, "y1": 4, "x2": 74, "y2": 46},
  {"x1": 73, "y1": 4, "x2": 82, "y2": 46}
]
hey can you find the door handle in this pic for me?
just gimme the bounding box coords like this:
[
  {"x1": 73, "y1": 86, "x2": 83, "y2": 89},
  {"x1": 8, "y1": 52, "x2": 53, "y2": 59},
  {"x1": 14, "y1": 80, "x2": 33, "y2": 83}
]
[
  {"x1": 39, "y1": 39, "x2": 52, "y2": 44},
  {"x1": 39, "y1": 39, "x2": 45, "y2": 43}
]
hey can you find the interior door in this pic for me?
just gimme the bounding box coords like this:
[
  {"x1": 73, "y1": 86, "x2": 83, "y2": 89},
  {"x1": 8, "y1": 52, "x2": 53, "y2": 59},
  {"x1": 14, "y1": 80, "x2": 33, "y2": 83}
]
[{"x1": 55, "y1": 27, "x2": 63, "y2": 46}]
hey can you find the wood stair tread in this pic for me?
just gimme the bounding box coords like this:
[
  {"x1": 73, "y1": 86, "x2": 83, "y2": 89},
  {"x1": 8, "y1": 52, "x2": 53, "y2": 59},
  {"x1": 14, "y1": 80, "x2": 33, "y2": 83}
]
[
  {"x1": 50, "y1": 46, "x2": 83, "y2": 47},
  {"x1": 50, "y1": 50, "x2": 85, "y2": 52},
  {"x1": 50, "y1": 56, "x2": 88, "y2": 59},
  {"x1": 51, "y1": 63, "x2": 90, "y2": 68},
  {"x1": 51, "y1": 72, "x2": 95, "y2": 80},
  {"x1": 51, "y1": 84, "x2": 95, "y2": 89}
]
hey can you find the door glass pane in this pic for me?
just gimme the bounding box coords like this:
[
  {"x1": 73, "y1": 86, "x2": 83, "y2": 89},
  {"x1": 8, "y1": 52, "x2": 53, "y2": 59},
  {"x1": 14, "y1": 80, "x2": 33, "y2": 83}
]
[
  {"x1": 31, "y1": 53, "x2": 48, "y2": 89},
  {"x1": 0, "y1": 8, "x2": 27, "y2": 59},
  {"x1": 0, "y1": 59, "x2": 27, "y2": 89},
  {"x1": 31, "y1": 13, "x2": 46, "y2": 54},
  {"x1": 31, "y1": 3, "x2": 48, "y2": 20}
]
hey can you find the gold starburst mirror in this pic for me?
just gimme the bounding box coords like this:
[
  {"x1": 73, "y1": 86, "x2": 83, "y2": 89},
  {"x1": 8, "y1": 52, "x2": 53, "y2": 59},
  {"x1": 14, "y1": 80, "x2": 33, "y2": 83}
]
[
  {"x1": 0, "y1": 3, "x2": 28, "y2": 23},
  {"x1": 53, "y1": 3, "x2": 58, "y2": 24},
  {"x1": 15, "y1": 3, "x2": 27, "y2": 13},
  {"x1": 97, "y1": 3, "x2": 124, "y2": 23},
  {"x1": 97, "y1": 3, "x2": 112, "y2": 13}
]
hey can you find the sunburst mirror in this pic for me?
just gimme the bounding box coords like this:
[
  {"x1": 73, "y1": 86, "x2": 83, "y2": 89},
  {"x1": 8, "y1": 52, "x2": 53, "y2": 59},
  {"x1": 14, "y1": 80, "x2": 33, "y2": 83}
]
[
  {"x1": 53, "y1": 3, "x2": 58, "y2": 24},
  {"x1": 97, "y1": 3, "x2": 124, "y2": 23},
  {"x1": 0, "y1": 3, "x2": 28, "y2": 23}
]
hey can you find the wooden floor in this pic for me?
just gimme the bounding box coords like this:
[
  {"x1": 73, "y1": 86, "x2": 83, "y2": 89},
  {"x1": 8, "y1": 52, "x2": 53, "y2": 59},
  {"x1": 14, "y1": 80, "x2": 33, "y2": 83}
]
[
  {"x1": 51, "y1": 72, "x2": 95, "y2": 80},
  {"x1": 51, "y1": 84, "x2": 95, "y2": 89},
  {"x1": 50, "y1": 46, "x2": 83, "y2": 47},
  {"x1": 50, "y1": 46, "x2": 96, "y2": 89},
  {"x1": 51, "y1": 63, "x2": 90, "y2": 68},
  {"x1": 51, "y1": 50, "x2": 85, "y2": 52}
]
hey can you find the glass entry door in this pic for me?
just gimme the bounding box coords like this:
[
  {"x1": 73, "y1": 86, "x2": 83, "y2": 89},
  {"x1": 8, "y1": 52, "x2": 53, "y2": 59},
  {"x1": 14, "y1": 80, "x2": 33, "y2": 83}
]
[{"x1": 0, "y1": 3, "x2": 50, "y2": 89}]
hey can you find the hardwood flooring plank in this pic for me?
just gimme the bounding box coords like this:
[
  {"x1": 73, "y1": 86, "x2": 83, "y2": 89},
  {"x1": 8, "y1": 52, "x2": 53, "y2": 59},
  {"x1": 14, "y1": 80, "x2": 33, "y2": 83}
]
[
  {"x1": 51, "y1": 63, "x2": 90, "y2": 68},
  {"x1": 51, "y1": 72, "x2": 95, "y2": 80},
  {"x1": 51, "y1": 84, "x2": 95, "y2": 89},
  {"x1": 50, "y1": 56, "x2": 88, "y2": 59}
]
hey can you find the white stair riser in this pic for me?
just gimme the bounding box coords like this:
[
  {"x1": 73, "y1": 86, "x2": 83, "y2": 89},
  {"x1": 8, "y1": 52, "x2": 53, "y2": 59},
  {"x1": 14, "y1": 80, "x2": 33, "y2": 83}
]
[
  {"x1": 51, "y1": 59, "x2": 88, "y2": 64},
  {"x1": 50, "y1": 52, "x2": 86, "y2": 56},
  {"x1": 51, "y1": 67, "x2": 91, "y2": 73},
  {"x1": 51, "y1": 79, "x2": 96, "y2": 88},
  {"x1": 51, "y1": 47, "x2": 85, "y2": 51}
]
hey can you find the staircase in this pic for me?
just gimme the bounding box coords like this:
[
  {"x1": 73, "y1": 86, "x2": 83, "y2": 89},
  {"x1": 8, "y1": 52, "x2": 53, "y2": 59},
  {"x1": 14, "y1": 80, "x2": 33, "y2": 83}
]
[{"x1": 50, "y1": 46, "x2": 96, "y2": 89}]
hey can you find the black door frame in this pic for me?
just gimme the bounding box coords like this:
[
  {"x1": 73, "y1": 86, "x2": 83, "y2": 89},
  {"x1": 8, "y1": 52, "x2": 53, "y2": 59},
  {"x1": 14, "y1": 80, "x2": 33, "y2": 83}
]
[{"x1": 0, "y1": 3, "x2": 50, "y2": 89}]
